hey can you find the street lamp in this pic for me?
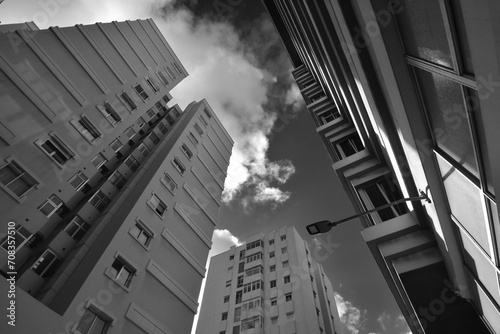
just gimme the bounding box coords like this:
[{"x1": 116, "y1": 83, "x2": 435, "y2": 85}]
[{"x1": 306, "y1": 190, "x2": 431, "y2": 235}]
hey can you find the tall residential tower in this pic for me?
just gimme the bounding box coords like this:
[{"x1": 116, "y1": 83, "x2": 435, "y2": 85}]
[
  {"x1": 196, "y1": 226, "x2": 344, "y2": 334},
  {"x1": 0, "y1": 19, "x2": 233, "y2": 334}
]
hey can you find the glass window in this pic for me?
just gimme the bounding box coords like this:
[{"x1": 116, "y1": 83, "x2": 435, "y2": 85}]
[
  {"x1": 125, "y1": 156, "x2": 139, "y2": 172},
  {"x1": 108, "y1": 171, "x2": 127, "y2": 190},
  {"x1": 1, "y1": 225, "x2": 31, "y2": 251},
  {"x1": 65, "y1": 216, "x2": 89, "y2": 241},
  {"x1": 91, "y1": 153, "x2": 107, "y2": 170},
  {"x1": 414, "y1": 69, "x2": 478, "y2": 177},
  {"x1": 146, "y1": 77, "x2": 160, "y2": 93},
  {"x1": 0, "y1": 160, "x2": 38, "y2": 197},
  {"x1": 173, "y1": 157, "x2": 186, "y2": 175},
  {"x1": 284, "y1": 275, "x2": 290, "y2": 284},
  {"x1": 70, "y1": 116, "x2": 101, "y2": 142},
  {"x1": 134, "y1": 84, "x2": 149, "y2": 100},
  {"x1": 437, "y1": 155, "x2": 491, "y2": 257},
  {"x1": 194, "y1": 123, "x2": 203, "y2": 135},
  {"x1": 188, "y1": 132, "x2": 199, "y2": 146},
  {"x1": 89, "y1": 191, "x2": 110, "y2": 213},
  {"x1": 449, "y1": 0, "x2": 475, "y2": 75},
  {"x1": 161, "y1": 173, "x2": 178, "y2": 193},
  {"x1": 121, "y1": 92, "x2": 137, "y2": 110},
  {"x1": 270, "y1": 280, "x2": 276, "y2": 288},
  {"x1": 148, "y1": 194, "x2": 167, "y2": 217},
  {"x1": 97, "y1": 102, "x2": 121, "y2": 125},
  {"x1": 38, "y1": 134, "x2": 74, "y2": 165},
  {"x1": 109, "y1": 139, "x2": 123, "y2": 152},
  {"x1": 181, "y1": 144, "x2": 193, "y2": 159},
  {"x1": 394, "y1": 0, "x2": 453, "y2": 68},
  {"x1": 69, "y1": 171, "x2": 88, "y2": 191},
  {"x1": 38, "y1": 194, "x2": 64, "y2": 217},
  {"x1": 76, "y1": 308, "x2": 110, "y2": 334},
  {"x1": 333, "y1": 133, "x2": 364, "y2": 160},
  {"x1": 109, "y1": 258, "x2": 134, "y2": 287},
  {"x1": 360, "y1": 177, "x2": 407, "y2": 223},
  {"x1": 130, "y1": 221, "x2": 152, "y2": 247}
]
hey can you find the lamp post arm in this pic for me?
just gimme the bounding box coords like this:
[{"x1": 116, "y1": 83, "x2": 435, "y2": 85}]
[{"x1": 329, "y1": 190, "x2": 430, "y2": 228}]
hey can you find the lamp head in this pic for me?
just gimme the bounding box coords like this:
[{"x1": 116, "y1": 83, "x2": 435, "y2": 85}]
[{"x1": 306, "y1": 220, "x2": 334, "y2": 235}]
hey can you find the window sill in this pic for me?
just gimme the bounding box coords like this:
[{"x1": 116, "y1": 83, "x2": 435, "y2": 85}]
[{"x1": 104, "y1": 270, "x2": 132, "y2": 293}]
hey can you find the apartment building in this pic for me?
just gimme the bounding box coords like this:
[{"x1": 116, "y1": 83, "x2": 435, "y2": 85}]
[
  {"x1": 195, "y1": 226, "x2": 344, "y2": 334},
  {"x1": 0, "y1": 19, "x2": 233, "y2": 333},
  {"x1": 262, "y1": 1, "x2": 500, "y2": 333}
]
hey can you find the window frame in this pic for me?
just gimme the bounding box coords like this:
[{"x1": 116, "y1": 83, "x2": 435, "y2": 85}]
[
  {"x1": 64, "y1": 216, "x2": 90, "y2": 241},
  {"x1": 70, "y1": 115, "x2": 102, "y2": 143},
  {"x1": 97, "y1": 102, "x2": 122, "y2": 126},
  {"x1": 160, "y1": 172, "x2": 178, "y2": 194},
  {"x1": 194, "y1": 123, "x2": 203, "y2": 135},
  {"x1": 31, "y1": 249, "x2": 61, "y2": 278},
  {"x1": 109, "y1": 138, "x2": 123, "y2": 153},
  {"x1": 0, "y1": 158, "x2": 40, "y2": 200},
  {"x1": 181, "y1": 143, "x2": 193, "y2": 160},
  {"x1": 69, "y1": 171, "x2": 89, "y2": 191},
  {"x1": 1, "y1": 224, "x2": 32, "y2": 252},
  {"x1": 38, "y1": 194, "x2": 64, "y2": 218},
  {"x1": 89, "y1": 190, "x2": 111, "y2": 213},
  {"x1": 129, "y1": 218, "x2": 154, "y2": 249},
  {"x1": 35, "y1": 133, "x2": 75, "y2": 166},
  {"x1": 105, "y1": 255, "x2": 137, "y2": 290},
  {"x1": 133, "y1": 83, "x2": 149, "y2": 101},
  {"x1": 120, "y1": 91, "x2": 137, "y2": 111},
  {"x1": 145, "y1": 77, "x2": 160, "y2": 93},
  {"x1": 73, "y1": 303, "x2": 113, "y2": 334},
  {"x1": 108, "y1": 170, "x2": 127, "y2": 190},
  {"x1": 147, "y1": 193, "x2": 167, "y2": 218},
  {"x1": 172, "y1": 157, "x2": 186, "y2": 175}
]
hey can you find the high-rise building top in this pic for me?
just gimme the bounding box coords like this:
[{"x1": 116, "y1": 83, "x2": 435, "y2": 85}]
[
  {"x1": 0, "y1": 19, "x2": 233, "y2": 334},
  {"x1": 262, "y1": 1, "x2": 500, "y2": 333},
  {"x1": 196, "y1": 226, "x2": 344, "y2": 334}
]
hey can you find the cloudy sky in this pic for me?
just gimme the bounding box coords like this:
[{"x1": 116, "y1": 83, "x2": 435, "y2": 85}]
[{"x1": 1, "y1": 1, "x2": 411, "y2": 333}]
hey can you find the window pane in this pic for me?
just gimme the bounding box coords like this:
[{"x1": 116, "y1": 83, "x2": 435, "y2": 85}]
[
  {"x1": 414, "y1": 69, "x2": 479, "y2": 177},
  {"x1": 395, "y1": 0, "x2": 453, "y2": 68},
  {"x1": 449, "y1": 0, "x2": 475, "y2": 75},
  {"x1": 437, "y1": 155, "x2": 490, "y2": 257}
]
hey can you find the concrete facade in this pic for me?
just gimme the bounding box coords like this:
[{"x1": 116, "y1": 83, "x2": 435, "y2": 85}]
[
  {"x1": 262, "y1": 1, "x2": 500, "y2": 333},
  {"x1": 0, "y1": 19, "x2": 233, "y2": 334},
  {"x1": 195, "y1": 226, "x2": 344, "y2": 334}
]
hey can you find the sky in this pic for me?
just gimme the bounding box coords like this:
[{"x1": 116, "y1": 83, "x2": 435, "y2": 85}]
[{"x1": 0, "y1": 1, "x2": 411, "y2": 333}]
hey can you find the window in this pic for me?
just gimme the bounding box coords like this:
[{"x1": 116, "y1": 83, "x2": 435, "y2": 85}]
[
  {"x1": 241, "y1": 316, "x2": 262, "y2": 331},
  {"x1": 270, "y1": 265, "x2": 275, "y2": 272},
  {"x1": 240, "y1": 250, "x2": 245, "y2": 258},
  {"x1": 109, "y1": 257, "x2": 134, "y2": 287},
  {"x1": 70, "y1": 116, "x2": 101, "y2": 142},
  {"x1": 270, "y1": 280, "x2": 276, "y2": 288},
  {"x1": 125, "y1": 156, "x2": 139, "y2": 172},
  {"x1": 38, "y1": 194, "x2": 65, "y2": 218},
  {"x1": 358, "y1": 177, "x2": 407, "y2": 223},
  {"x1": 125, "y1": 127, "x2": 136, "y2": 139},
  {"x1": 157, "y1": 71, "x2": 169, "y2": 86},
  {"x1": 246, "y1": 252, "x2": 262, "y2": 263},
  {"x1": 121, "y1": 92, "x2": 137, "y2": 110},
  {"x1": 109, "y1": 139, "x2": 123, "y2": 152},
  {"x1": 148, "y1": 132, "x2": 160, "y2": 145},
  {"x1": 269, "y1": 239, "x2": 274, "y2": 245},
  {"x1": 130, "y1": 220, "x2": 153, "y2": 247},
  {"x1": 204, "y1": 108, "x2": 212, "y2": 119},
  {"x1": 243, "y1": 280, "x2": 262, "y2": 293},
  {"x1": 173, "y1": 62, "x2": 182, "y2": 75},
  {"x1": 237, "y1": 275, "x2": 244, "y2": 288},
  {"x1": 229, "y1": 255, "x2": 234, "y2": 260},
  {"x1": 108, "y1": 171, "x2": 127, "y2": 190},
  {"x1": 138, "y1": 143, "x2": 150, "y2": 157},
  {"x1": 332, "y1": 133, "x2": 364, "y2": 160},
  {"x1": 134, "y1": 84, "x2": 149, "y2": 100},
  {"x1": 238, "y1": 262, "x2": 245, "y2": 273},
  {"x1": 32, "y1": 249, "x2": 61, "y2": 278},
  {"x1": 246, "y1": 240, "x2": 263, "y2": 250},
  {"x1": 97, "y1": 102, "x2": 121, "y2": 125},
  {"x1": 155, "y1": 101, "x2": 165, "y2": 113},
  {"x1": 235, "y1": 290, "x2": 242, "y2": 304},
  {"x1": 172, "y1": 157, "x2": 186, "y2": 175},
  {"x1": 228, "y1": 266, "x2": 233, "y2": 272},
  {"x1": 284, "y1": 275, "x2": 290, "y2": 284},
  {"x1": 146, "y1": 108, "x2": 156, "y2": 119},
  {"x1": 194, "y1": 123, "x2": 203, "y2": 135},
  {"x1": 76, "y1": 308, "x2": 110, "y2": 334},
  {"x1": 270, "y1": 298, "x2": 277, "y2": 306},
  {"x1": 162, "y1": 95, "x2": 170, "y2": 103},
  {"x1": 160, "y1": 173, "x2": 178, "y2": 194},
  {"x1": 136, "y1": 117, "x2": 146, "y2": 128},
  {"x1": 281, "y1": 247, "x2": 287, "y2": 254},
  {"x1": 234, "y1": 307, "x2": 241, "y2": 322},
  {"x1": 283, "y1": 260, "x2": 289, "y2": 268},
  {"x1": 285, "y1": 293, "x2": 292, "y2": 302},
  {"x1": 1, "y1": 224, "x2": 32, "y2": 251},
  {"x1": 200, "y1": 115, "x2": 208, "y2": 126},
  {"x1": 280, "y1": 235, "x2": 286, "y2": 241},
  {"x1": 147, "y1": 193, "x2": 167, "y2": 217},
  {"x1": 89, "y1": 191, "x2": 110, "y2": 213},
  {"x1": 0, "y1": 159, "x2": 38, "y2": 198},
  {"x1": 181, "y1": 143, "x2": 193, "y2": 160},
  {"x1": 157, "y1": 122, "x2": 168, "y2": 134},
  {"x1": 221, "y1": 312, "x2": 228, "y2": 321},
  {"x1": 171, "y1": 108, "x2": 180, "y2": 118},
  {"x1": 232, "y1": 326, "x2": 240, "y2": 334},
  {"x1": 69, "y1": 171, "x2": 88, "y2": 191},
  {"x1": 269, "y1": 251, "x2": 275, "y2": 258},
  {"x1": 245, "y1": 266, "x2": 262, "y2": 277},
  {"x1": 318, "y1": 108, "x2": 341, "y2": 125},
  {"x1": 166, "y1": 66, "x2": 175, "y2": 79},
  {"x1": 37, "y1": 133, "x2": 74, "y2": 165},
  {"x1": 226, "y1": 280, "x2": 231, "y2": 287},
  {"x1": 223, "y1": 295, "x2": 230, "y2": 303},
  {"x1": 146, "y1": 77, "x2": 160, "y2": 92},
  {"x1": 65, "y1": 216, "x2": 90, "y2": 241},
  {"x1": 165, "y1": 115, "x2": 175, "y2": 126},
  {"x1": 242, "y1": 297, "x2": 262, "y2": 310},
  {"x1": 91, "y1": 153, "x2": 108, "y2": 172}
]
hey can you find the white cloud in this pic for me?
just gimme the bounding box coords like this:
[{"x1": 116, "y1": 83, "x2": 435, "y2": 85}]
[
  {"x1": 334, "y1": 293, "x2": 367, "y2": 334},
  {"x1": 213, "y1": 229, "x2": 242, "y2": 248},
  {"x1": 376, "y1": 311, "x2": 412, "y2": 334}
]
